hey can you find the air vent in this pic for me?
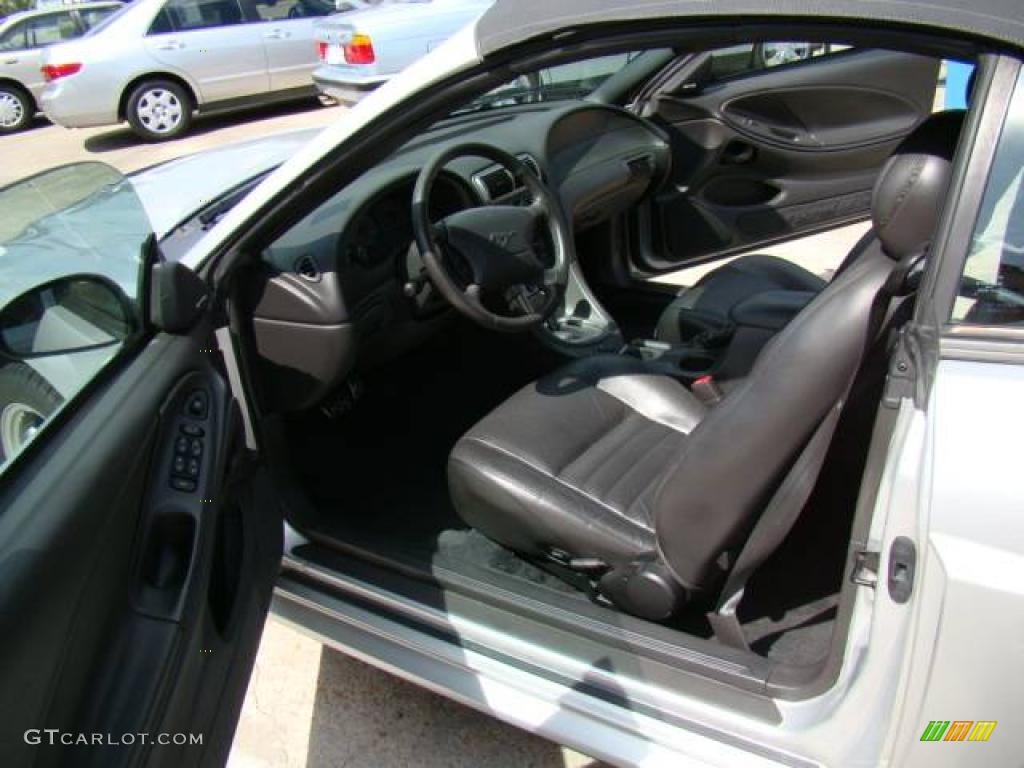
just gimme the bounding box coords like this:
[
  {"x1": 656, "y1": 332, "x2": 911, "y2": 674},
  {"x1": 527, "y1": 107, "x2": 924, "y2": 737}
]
[
  {"x1": 473, "y1": 154, "x2": 542, "y2": 202},
  {"x1": 295, "y1": 255, "x2": 321, "y2": 282},
  {"x1": 474, "y1": 166, "x2": 515, "y2": 200}
]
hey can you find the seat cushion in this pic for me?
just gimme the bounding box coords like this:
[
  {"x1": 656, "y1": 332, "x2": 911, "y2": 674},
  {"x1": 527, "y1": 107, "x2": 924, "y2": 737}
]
[
  {"x1": 448, "y1": 355, "x2": 706, "y2": 565},
  {"x1": 655, "y1": 254, "x2": 827, "y2": 343}
]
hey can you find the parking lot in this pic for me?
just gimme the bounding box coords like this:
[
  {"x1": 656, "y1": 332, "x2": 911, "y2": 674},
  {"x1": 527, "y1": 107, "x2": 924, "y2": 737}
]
[
  {"x1": 1, "y1": 105, "x2": 600, "y2": 768},
  {"x1": 0, "y1": 98, "x2": 340, "y2": 186}
]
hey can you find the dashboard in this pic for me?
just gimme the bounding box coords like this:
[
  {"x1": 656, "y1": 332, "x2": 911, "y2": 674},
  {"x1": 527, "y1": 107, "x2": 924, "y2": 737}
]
[{"x1": 250, "y1": 102, "x2": 672, "y2": 411}]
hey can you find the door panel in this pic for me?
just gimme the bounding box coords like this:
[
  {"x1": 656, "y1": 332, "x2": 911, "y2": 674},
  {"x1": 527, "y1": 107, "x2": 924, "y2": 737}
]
[
  {"x1": 259, "y1": 18, "x2": 318, "y2": 92},
  {"x1": 0, "y1": 319, "x2": 281, "y2": 767},
  {"x1": 638, "y1": 48, "x2": 940, "y2": 272}
]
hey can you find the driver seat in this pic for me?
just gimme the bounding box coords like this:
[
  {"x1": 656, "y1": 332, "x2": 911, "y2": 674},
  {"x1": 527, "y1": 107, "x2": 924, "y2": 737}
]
[{"x1": 447, "y1": 112, "x2": 962, "y2": 619}]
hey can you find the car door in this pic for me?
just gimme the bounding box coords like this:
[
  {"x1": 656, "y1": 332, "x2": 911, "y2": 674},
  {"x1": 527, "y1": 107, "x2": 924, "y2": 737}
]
[
  {"x1": 633, "y1": 44, "x2": 941, "y2": 272},
  {"x1": 0, "y1": 164, "x2": 280, "y2": 766},
  {"x1": 244, "y1": 0, "x2": 332, "y2": 93},
  {"x1": 146, "y1": 0, "x2": 269, "y2": 104},
  {"x1": 851, "y1": 55, "x2": 1024, "y2": 766},
  {"x1": 0, "y1": 10, "x2": 81, "y2": 103}
]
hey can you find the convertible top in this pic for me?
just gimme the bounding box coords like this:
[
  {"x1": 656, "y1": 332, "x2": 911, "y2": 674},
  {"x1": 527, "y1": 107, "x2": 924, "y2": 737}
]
[{"x1": 477, "y1": 0, "x2": 1024, "y2": 56}]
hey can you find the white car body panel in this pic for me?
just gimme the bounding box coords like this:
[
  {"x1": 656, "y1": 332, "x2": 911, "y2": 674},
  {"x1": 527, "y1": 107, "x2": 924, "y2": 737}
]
[
  {"x1": 259, "y1": 16, "x2": 318, "y2": 91},
  {"x1": 884, "y1": 359, "x2": 1024, "y2": 766}
]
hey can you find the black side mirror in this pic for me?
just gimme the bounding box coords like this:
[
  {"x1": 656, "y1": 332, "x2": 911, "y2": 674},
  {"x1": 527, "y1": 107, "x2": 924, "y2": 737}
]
[{"x1": 0, "y1": 275, "x2": 136, "y2": 359}]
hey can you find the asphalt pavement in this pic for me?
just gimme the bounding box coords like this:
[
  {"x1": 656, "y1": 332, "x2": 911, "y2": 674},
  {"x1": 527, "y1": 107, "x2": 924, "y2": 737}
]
[{"x1": 0, "y1": 97, "x2": 340, "y2": 187}]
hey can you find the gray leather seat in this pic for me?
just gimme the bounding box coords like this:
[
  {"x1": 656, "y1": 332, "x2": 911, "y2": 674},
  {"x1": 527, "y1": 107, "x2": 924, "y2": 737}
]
[
  {"x1": 655, "y1": 254, "x2": 827, "y2": 343},
  {"x1": 655, "y1": 111, "x2": 965, "y2": 345},
  {"x1": 449, "y1": 112, "x2": 963, "y2": 619}
]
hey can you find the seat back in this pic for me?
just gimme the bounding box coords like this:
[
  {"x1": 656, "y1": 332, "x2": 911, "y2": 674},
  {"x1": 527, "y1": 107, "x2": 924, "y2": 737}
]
[{"x1": 653, "y1": 111, "x2": 965, "y2": 594}]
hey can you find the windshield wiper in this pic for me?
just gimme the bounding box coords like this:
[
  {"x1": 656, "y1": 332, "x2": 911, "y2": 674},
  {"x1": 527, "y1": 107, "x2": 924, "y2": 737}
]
[{"x1": 198, "y1": 184, "x2": 255, "y2": 229}]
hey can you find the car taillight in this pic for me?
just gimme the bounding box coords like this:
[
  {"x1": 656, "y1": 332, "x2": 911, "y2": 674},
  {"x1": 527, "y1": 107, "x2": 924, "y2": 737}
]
[
  {"x1": 343, "y1": 33, "x2": 375, "y2": 65},
  {"x1": 316, "y1": 41, "x2": 328, "y2": 61},
  {"x1": 42, "y1": 63, "x2": 82, "y2": 82}
]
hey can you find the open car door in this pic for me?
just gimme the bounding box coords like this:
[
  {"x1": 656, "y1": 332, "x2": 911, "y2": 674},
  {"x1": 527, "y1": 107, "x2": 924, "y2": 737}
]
[
  {"x1": 0, "y1": 165, "x2": 280, "y2": 767},
  {"x1": 633, "y1": 44, "x2": 942, "y2": 272}
]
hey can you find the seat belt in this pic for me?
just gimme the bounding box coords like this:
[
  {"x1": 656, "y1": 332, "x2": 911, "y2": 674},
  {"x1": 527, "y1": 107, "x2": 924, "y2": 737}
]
[
  {"x1": 708, "y1": 398, "x2": 845, "y2": 651},
  {"x1": 707, "y1": 250, "x2": 925, "y2": 650}
]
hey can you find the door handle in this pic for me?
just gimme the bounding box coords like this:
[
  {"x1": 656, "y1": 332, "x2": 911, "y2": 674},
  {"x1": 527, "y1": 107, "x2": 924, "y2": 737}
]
[
  {"x1": 264, "y1": 29, "x2": 290, "y2": 39},
  {"x1": 3, "y1": 58, "x2": 17, "y2": 64},
  {"x1": 156, "y1": 40, "x2": 185, "y2": 50}
]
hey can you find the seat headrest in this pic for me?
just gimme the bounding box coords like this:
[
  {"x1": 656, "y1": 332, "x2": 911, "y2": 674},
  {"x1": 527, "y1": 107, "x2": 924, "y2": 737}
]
[{"x1": 872, "y1": 110, "x2": 965, "y2": 260}]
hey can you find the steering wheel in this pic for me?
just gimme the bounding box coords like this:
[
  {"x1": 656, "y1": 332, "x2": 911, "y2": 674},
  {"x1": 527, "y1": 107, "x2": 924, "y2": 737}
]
[{"x1": 412, "y1": 143, "x2": 571, "y2": 332}]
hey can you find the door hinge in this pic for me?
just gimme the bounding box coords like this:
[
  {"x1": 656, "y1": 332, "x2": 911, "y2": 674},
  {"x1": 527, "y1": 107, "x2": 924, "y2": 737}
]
[{"x1": 851, "y1": 549, "x2": 881, "y2": 588}]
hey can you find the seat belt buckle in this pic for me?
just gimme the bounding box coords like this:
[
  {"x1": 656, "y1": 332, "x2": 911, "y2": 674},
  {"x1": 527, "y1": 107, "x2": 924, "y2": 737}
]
[{"x1": 691, "y1": 375, "x2": 723, "y2": 405}]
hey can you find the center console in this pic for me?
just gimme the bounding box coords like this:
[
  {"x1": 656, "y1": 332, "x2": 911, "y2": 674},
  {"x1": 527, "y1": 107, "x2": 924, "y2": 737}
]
[{"x1": 619, "y1": 288, "x2": 818, "y2": 387}]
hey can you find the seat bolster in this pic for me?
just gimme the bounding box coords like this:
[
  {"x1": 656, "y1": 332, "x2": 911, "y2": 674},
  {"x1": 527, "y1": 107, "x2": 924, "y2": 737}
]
[{"x1": 449, "y1": 437, "x2": 657, "y2": 563}]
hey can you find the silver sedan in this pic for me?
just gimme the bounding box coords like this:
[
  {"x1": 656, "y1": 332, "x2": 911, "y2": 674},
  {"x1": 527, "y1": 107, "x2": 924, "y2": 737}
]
[
  {"x1": 0, "y1": 1, "x2": 121, "y2": 133},
  {"x1": 38, "y1": 0, "x2": 350, "y2": 141}
]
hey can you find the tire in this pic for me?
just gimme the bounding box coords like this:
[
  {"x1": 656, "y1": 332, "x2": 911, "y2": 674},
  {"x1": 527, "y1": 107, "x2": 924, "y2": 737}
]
[
  {"x1": 125, "y1": 79, "x2": 192, "y2": 141},
  {"x1": 0, "y1": 363, "x2": 63, "y2": 463},
  {"x1": 0, "y1": 84, "x2": 33, "y2": 134}
]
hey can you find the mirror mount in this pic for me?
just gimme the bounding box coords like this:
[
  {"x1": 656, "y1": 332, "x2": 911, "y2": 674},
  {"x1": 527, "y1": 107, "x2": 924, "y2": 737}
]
[{"x1": 149, "y1": 262, "x2": 212, "y2": 334}]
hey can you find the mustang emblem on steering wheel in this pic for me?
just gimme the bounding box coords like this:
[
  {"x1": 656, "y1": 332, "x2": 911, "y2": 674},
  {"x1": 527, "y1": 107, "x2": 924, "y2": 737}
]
[{"x1": 488, "y1": 231, "x2": 518, "y2": 248}]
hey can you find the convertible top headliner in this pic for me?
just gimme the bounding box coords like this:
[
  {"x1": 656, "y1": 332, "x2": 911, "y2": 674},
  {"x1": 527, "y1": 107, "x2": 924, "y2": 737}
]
[{"x1": 477, "y1": 0, "x2": 1024, "y2": 56}]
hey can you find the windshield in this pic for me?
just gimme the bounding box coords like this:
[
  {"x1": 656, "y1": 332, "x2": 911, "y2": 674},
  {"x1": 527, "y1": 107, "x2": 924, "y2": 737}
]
[{"x1": 451, "y1": 52, "x2": 645, "y2": 116}]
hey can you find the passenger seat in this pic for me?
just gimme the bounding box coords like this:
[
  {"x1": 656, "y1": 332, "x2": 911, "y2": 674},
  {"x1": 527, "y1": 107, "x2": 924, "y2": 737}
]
[{"x1": 654, "y1": 109, "x2": 967, "y2": 344}]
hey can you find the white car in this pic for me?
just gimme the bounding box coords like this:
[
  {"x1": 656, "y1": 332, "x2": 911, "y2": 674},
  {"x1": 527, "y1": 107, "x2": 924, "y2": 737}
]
[
  {"x1": 1, "y1": 1, "x2": 1022, "y2": 767},
  {"x1": 312, "y1": 0, "x2": 491, "y2": 103},
  {"x1": 37, "y1": 0, "x2": 358, "y2": 140},
  {"x1": 0, "y1": 1, "x2": 121, "y2": 132}
]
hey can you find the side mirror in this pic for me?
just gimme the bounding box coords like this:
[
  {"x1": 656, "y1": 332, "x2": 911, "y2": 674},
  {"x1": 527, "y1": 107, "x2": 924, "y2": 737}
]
[{"x1": 0, "y1": 275, "x2": 136, "y2": 359}]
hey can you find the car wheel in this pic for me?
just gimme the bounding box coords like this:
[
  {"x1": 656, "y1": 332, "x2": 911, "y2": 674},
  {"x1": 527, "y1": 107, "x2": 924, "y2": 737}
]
[
  {"x1": 0, "y1": 85, "x2": 33, "y2": 134},
  {"x1": 126, "y1": 79, "x2": 192, "y2": 141},
  {"x1": 0, "y1": 364, "x2": 63, "y2": 463}
]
